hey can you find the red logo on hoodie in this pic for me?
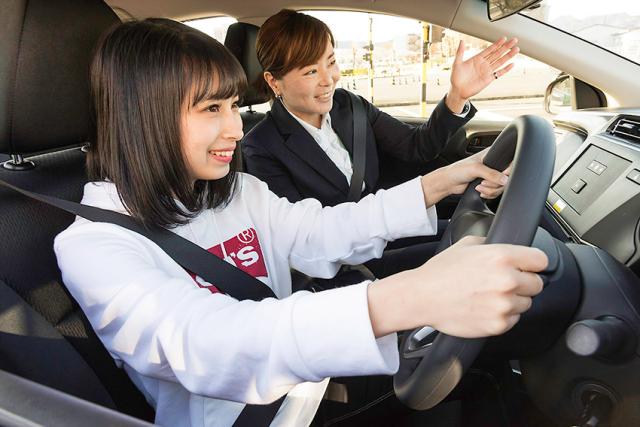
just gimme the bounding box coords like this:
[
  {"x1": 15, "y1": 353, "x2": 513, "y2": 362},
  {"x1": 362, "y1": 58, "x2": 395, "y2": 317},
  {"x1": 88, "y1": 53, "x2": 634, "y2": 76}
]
[{"x1": 188, "y1": 228, "x2": 268, "y2": 294}]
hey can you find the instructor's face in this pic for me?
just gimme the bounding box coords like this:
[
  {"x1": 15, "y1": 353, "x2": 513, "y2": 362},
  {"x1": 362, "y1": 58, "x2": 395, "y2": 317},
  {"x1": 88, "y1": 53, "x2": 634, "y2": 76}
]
[{"x1": 277, "y1": 38, "x2": 340, "y2": 128}]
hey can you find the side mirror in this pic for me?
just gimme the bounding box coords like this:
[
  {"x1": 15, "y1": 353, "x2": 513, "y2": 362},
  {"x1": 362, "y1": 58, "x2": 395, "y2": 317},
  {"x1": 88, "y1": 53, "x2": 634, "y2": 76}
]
[
  {"x1": 544, "y1": 74, "x2": 572, "y2": 115},
  {"x1": 487, "y1": 0, "x2": 542, "y2": 22},
  {"x1": 544, "y1": 74, "x2": 608, "y2": 115}
]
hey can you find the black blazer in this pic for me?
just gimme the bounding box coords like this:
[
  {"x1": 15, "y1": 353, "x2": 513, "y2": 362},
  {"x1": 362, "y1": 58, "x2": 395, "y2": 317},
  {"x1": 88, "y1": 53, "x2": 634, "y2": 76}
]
[{"x1": 242, "y1": 89, "x2": 476, "y2": 207}]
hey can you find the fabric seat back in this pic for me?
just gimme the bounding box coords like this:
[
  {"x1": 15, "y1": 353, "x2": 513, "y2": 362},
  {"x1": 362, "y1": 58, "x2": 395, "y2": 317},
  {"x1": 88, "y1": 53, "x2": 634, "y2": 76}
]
[
  {"x1": 0, "y1": 0, "x2": 153, "y2": 421},
  {"x1": 224, "y1": 22, "x2": 271, "y2": 137}
]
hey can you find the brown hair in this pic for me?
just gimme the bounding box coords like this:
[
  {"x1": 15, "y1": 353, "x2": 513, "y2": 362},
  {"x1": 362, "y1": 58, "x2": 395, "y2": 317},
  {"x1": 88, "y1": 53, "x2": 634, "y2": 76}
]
[
  {"x1": 88, "y1": 18, "x2": 247, "y2": 228},
  {"x1": 255, "y1": 9, "x2": 335, "y2": 99}
]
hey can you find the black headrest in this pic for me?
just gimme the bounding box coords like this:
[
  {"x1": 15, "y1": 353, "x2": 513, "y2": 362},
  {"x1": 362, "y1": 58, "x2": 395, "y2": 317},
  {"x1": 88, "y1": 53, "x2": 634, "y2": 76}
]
[
  {"x1": 0, "y1": 0, "x2": 119, "y2": 156},
  {"x1": 224, "y1": 22, "x2": 270, "y2": 107}
]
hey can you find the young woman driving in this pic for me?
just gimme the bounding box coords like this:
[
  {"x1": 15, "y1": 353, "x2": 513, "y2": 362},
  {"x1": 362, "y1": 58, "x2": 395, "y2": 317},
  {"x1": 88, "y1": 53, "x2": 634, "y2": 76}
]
[{"x1": 54, "y1": 18, "x2": 545, "y2": 427}]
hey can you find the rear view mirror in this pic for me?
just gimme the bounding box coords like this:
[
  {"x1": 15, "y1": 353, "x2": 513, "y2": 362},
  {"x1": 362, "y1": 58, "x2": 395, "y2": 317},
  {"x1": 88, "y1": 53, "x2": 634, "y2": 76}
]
[{"x1": 487, "y1": 0, "x2": 542, "y2": 22}]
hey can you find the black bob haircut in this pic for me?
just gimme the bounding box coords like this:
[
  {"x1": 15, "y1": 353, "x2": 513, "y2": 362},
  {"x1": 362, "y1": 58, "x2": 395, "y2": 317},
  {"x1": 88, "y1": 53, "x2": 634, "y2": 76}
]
[{"x1": 88, "y1": 18, "x2": 247, "y2": 228}]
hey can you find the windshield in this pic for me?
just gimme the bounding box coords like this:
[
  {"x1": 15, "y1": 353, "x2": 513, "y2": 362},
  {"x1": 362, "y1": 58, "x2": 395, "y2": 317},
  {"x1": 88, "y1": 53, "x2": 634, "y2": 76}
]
[{"x1": 522, "y1": 0, "x2": 640, "y2": 65}]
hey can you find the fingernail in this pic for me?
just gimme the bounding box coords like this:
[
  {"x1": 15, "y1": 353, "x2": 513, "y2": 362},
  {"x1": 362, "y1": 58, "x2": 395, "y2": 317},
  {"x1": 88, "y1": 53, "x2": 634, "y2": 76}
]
[{"x1": 500, "y1": 175, "x2": 508, "y2": 185}]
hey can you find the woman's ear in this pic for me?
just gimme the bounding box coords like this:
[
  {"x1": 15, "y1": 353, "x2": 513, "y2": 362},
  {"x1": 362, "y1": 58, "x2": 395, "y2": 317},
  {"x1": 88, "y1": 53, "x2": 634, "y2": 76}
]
[{"x1": 263, "y1": 71, "x2": 280, "y2": 97}]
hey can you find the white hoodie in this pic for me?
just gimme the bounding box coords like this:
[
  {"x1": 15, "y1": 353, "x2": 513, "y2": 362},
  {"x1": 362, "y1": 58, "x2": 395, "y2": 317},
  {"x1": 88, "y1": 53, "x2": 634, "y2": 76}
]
[{"x1": 54, "y1": 173, "x2": 437, "y2": 427}]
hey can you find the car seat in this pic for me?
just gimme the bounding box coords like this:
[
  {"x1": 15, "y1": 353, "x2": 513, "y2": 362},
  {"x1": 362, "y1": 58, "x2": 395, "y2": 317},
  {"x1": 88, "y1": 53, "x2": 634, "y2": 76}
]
[
  {"x1": 224, "y1": 22, "x2": 271, "y2": 135},
  {"x1": 0, "y1": 0, "x2": 153, "y2": 421}
]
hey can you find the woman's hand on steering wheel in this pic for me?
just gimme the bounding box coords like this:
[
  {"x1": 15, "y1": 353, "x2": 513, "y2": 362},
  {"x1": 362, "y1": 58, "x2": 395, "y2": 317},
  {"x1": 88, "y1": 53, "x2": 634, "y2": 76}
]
[
  {"x1": 367, "y1": 235, "x2": 547, "y2": 338},
  {"x1": 421, "y1": 149, "x2": 510, "y2": 208}
]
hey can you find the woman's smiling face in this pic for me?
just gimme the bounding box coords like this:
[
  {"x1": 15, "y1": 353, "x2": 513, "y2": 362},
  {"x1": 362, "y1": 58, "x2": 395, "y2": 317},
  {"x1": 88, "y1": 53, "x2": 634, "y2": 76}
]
[
  {"x1": 274, "y1": 38, "x2": 340, "y2": 128},
  {"x1": 180, "y1": 94, "x2": 244, "y2": 182}
]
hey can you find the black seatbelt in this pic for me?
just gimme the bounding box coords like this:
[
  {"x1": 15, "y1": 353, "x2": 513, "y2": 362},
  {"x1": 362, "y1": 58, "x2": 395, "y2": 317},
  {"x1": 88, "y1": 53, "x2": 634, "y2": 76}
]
[
  {"x1": 0, "y1": 179, "x2": 275, "y2": 301},
  {"x1": 0, "y1": 177, "x2": 283, "y2": 426},
  {"x1": 233, "y1": 395, "x2": 285, "y2": 426},
  {"x1": 347, "y1": 91, "x2": 367, "y2": 202}
]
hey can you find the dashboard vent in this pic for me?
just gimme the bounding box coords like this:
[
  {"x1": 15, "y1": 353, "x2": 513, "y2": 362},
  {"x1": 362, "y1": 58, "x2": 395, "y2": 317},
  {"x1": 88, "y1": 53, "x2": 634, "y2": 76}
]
[{"x1": 607, "y1": 116, "x2": 640, "y2": 144}]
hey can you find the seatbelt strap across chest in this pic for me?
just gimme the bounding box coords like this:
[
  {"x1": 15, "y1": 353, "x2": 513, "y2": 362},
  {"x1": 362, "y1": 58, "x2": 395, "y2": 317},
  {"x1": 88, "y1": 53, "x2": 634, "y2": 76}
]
[
  {"x1": 0, "y1": 176, "x2": 283, "y2": 426},
  {"x1": 347, "y1": 91, "x2": 367, "y2": 202}
]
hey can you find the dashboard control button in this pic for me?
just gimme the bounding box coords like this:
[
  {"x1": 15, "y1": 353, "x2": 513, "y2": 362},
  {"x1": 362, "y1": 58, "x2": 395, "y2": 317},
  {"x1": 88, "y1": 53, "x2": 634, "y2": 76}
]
[
  {"x1": 552, "y1": 198, "x2": 567, "y2": 213},
  {"x1": 626, "y1": 169, "x2": 640, "y2": 185},
  {"x1": 571, "y1": 179, "x2": 587, "y2": 193},
  {"x1": 587, "y1": 160, "x2": 607, "y2": 175}
]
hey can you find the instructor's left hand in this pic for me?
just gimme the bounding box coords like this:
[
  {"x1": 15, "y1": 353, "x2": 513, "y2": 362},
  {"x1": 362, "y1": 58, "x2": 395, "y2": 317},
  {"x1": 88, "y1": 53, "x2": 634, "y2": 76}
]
[{"x1": 445, "y1": 37, "x2": 519, "y2": 113}]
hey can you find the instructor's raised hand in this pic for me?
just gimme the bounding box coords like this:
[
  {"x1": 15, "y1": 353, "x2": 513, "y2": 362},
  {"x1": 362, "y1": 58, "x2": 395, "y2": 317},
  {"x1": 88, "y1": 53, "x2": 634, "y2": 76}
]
[{"x1": 445, "y1": 37, "x2": 519, "y2": 113}]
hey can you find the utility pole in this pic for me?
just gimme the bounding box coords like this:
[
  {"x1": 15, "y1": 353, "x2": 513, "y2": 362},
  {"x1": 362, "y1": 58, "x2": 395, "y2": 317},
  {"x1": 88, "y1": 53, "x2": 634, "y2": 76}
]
[
  {"x1": 351, "y1": 45, "x2": 357, "y2": 90},
  {"x1": 351, "y1": 45, "x2": 356, "y2": 72},
  {"x1": 368, "y1": 14, "x2": 374, "y2": 104},
  {"x1": 420, "y1": 21, "x2": 431, "y2": 117}
]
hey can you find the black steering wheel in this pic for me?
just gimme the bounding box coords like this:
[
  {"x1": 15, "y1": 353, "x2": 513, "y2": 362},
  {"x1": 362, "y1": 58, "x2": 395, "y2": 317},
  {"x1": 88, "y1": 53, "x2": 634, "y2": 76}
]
[{"x1": 393, "y1": 115, "x2": 556, "y2": 410}]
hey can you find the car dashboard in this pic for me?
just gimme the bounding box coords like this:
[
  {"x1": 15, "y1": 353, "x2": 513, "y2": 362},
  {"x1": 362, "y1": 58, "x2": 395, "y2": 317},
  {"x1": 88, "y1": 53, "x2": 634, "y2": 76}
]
[{"x1": 546, "y1": 110, "x2": 640, "y2": 272}]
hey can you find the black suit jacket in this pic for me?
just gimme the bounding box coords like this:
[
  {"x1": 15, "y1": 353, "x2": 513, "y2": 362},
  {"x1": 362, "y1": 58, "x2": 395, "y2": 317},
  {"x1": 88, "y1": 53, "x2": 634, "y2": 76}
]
[{"x1": 242, "y1": 89, "x2": 476, "y2": 207}]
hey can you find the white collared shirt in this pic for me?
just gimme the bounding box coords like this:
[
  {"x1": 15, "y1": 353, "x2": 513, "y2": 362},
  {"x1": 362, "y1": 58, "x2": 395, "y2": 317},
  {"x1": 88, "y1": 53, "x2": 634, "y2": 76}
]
[{"x1": 284, "y1": 104, "x2": 359, "y2": 188}]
